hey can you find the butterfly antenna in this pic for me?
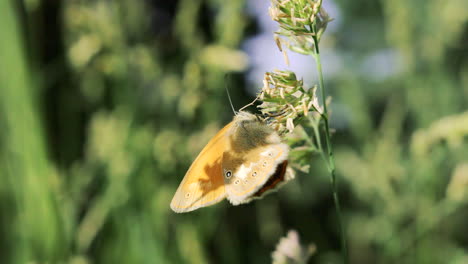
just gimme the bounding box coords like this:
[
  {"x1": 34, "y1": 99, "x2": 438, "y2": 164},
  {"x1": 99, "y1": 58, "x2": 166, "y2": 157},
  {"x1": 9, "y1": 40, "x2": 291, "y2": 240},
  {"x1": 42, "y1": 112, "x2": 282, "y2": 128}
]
[
  {"x1": 238, "y1": 95, "x2": 259, "y2": 112},
  {"x1": 224, "y1": 75, "x2": 237, "y2": 115}
]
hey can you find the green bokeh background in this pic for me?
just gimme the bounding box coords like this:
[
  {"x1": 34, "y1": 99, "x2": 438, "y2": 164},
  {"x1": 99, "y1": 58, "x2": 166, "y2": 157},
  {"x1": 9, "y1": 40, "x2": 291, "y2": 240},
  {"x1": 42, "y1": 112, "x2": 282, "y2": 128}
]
[{"x1": 0, "y1": 0, "x2": 467, "y2": 263}]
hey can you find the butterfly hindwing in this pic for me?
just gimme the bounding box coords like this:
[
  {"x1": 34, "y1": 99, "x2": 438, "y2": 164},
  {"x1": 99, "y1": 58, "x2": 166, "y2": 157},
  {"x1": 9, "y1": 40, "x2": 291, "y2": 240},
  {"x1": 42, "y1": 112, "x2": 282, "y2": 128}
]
[
  {"x1": 222, "y1": 112, "x2": 289, "y2": 205},
  {"x1": 223, "y1": 143, "x2": 288, "y2": 205}
]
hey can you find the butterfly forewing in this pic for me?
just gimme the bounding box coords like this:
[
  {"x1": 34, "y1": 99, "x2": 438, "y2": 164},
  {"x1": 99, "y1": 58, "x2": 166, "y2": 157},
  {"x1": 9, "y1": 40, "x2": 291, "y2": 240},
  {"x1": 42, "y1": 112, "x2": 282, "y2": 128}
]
[{"x1": 170, "y1": 123, "x2": 232, "y2": 213}]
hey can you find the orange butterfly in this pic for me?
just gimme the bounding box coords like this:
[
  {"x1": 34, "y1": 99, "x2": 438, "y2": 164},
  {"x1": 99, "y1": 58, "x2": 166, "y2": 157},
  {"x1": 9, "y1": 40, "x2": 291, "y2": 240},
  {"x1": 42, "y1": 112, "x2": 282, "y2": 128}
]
[{"x1": 170, "y1": 111, "x2": 292, "y2": 213}]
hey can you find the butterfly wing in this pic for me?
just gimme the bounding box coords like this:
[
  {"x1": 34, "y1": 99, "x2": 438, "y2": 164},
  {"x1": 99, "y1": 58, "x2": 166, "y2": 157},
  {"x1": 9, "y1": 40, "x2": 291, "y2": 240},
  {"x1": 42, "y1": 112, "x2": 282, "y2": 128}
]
[
  {"x1": 251, "y1": 160, "x2": 291, "y2": 198},
  {"x1": 222, "y1": 113, "x2": 289, "y2": 205},
  {"x1": 170, "y1": 122, "x2": 233, "y2": 213},
  {"x1": 223, "y1": 144, "x2": 289, "y2": 205}
]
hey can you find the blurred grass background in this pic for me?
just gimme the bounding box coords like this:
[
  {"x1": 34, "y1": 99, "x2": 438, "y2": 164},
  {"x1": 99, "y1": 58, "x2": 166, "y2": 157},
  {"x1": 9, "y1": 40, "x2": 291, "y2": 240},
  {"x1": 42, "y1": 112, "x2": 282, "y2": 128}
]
[{"x1": 0, "y1": 0, "x2": 467, "y2": 263}]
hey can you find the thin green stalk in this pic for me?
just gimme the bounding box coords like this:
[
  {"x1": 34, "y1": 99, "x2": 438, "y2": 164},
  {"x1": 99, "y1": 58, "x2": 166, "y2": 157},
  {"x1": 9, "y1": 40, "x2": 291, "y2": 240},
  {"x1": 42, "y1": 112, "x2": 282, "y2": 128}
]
[
  {"x1": 312, "y1": 32, "x2": 348, "y2": 263},
  {"x1": 310, "y1": 117, "x2": 329, "y2": 169}
]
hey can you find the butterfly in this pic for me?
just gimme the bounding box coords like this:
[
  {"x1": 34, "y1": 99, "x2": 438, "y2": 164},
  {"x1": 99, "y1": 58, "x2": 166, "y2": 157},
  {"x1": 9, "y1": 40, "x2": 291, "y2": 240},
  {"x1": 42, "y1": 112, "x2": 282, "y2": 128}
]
[{"x1": 170, "y1": 111, "x2": 292, "y2": 213}]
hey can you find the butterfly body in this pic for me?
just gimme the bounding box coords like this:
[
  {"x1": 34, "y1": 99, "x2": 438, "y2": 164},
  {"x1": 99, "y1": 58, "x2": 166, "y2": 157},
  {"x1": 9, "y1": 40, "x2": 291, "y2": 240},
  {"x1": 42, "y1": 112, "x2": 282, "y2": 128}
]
[{"x1": 170, "y1": 111, "x2": 291, "y2": 213}]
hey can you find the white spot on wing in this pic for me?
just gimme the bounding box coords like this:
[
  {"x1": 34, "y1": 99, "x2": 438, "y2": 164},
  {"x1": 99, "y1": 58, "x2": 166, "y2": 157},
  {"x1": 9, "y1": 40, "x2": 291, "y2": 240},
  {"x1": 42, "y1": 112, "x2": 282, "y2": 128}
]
[{"x1": 235, "y1": 164, "x2": 252, "y2": 179}]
